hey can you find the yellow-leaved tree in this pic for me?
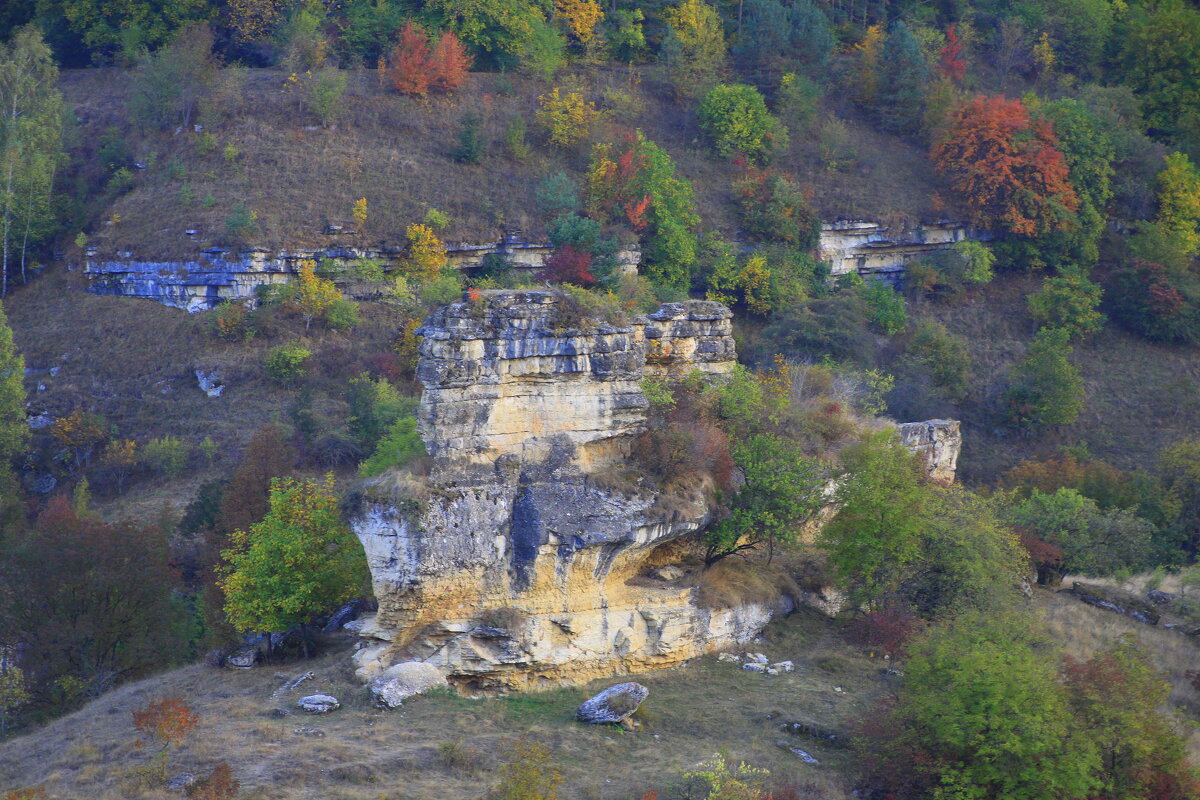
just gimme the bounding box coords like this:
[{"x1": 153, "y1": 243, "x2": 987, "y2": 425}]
[
  {"x1": 536, "y1": 88, "x2": 600, "y2": 147},
  {"x1": 291, "y1": 259, "x2": 343, "y2": 330},
  {"x1": 1156, "y1": 152, "x2": 1200, "y2": 256},
  {"x1": 662, "y1": 0, "x2": 726, "y2": 98},
  {"x1": 555, "y1": 0, "x2": 603, "y2": 43},
  {"x1": 402, "y1": 223, "x2": 449, "y2": 281}
]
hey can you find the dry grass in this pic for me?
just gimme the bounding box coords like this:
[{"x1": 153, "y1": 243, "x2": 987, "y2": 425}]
[
  {"x1": 910, "y1": 275, "x2": 1200, "y2": 484},
  {"x1": 61, "y1": 64, "x2": 947, "y2": 261},
  {"x1": 0, "y1": 610, "x2": 888, "y2": 800},
  {"x1": 4, "y1": 264, "x2": 410, "y2": 520},
  {"x1": 1037, "y1": 588, "x2": 1200, "y2": 758}
]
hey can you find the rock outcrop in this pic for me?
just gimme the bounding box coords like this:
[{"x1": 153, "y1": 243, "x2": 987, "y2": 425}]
[
  {"x1": 898, "y1": 419, "x2": 961, "y2": 486},
  {"x1": 818, "y1": 220, "x2": 985, "y2": 284},
  {"x1": 350, "y1": 291, "x2": 961, "y2": 692},
  {"x1": 351, "y1": 291, "x2": 775, "y2": 692}
]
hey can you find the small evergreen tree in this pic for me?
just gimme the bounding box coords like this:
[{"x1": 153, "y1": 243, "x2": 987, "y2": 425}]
[
  {"x1": 875, "y1": 22, "x2": 928, "y2": 135},
  {"x1": 1005, "y1": 327, "x2": 1085, "y2": 429}
]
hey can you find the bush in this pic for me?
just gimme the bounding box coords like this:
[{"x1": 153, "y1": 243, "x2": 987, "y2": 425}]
[
  {"x1": 223, "y1": 203, "x2": 257, "y2": 243},
  {"x1": 418, "y1": 271, "x2": 463, "y2": 306},
  {"x1": 1004, "y1": 327, "x2": 1085, "y2": 429},
  {"x1": 1027, "y1": 268, "x2": 1106, "y2": 340},
  {"x1": 359, "y1": 416, "x2": 426, "y2": 476},
  {"x1": 306, "y1": 67, "x2": 346, "y2": 128},
  {"x1": 860, "y1": 279, "x2": 907, "y2": 335},
  {"x1": 732, "y1": 168, "x2": 819, "y2": 246},
  {"x1": 325, "y1": 298, "x2": 360, "y2": 331},
  {"x1": 697, "y1": 84, "x2": 788, "y2": 163},
  {"x1": 141, "y1": 436, "x2": 190, "y2": 479},
  {"x1": 209, "y1": 301, "x2": 255, "y2": 341},
  {"x1": 535, "y1": 172, "x2": 580, "y2": 219},
  {"x1": 452, "y1": 114, "x2": 486, "y2": 164},
  {"x1": 759, "y1": 293, "x2": 874, "y2": 365},
  {"x1": 264, "y1": 343, "x2": 312, "y2": 386},
  {"x1": 905, "y1": 319, "x2": 971, "y2": 400},
  {"x1": 536, "y1": 88, "x2": 598, "y2": 147}
]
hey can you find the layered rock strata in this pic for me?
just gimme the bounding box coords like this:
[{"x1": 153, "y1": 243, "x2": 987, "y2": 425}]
[
  {"x1": 351, "y1": 291, "x2": 961, "y2": 692},
  {"x1": 351, "y1": 291, "x2": 772, "y2": 691}
]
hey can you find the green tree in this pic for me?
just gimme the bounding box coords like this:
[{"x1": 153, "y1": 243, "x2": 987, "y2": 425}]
[
  {"x1": 1004, "y1": 326, "x2": 1084, "y2": 429},
  {"x1": 0, "y1": 662, "x2": 29, "y2": 737},
  {"x1": 731, "y1": 0, "x2": 832, "y2": 87},
  {"x1": 702, "y1": 433, "x2": 826, "y2": 565},
  {"x1": 1004, "y1": 488, "x2": 1156, "y2": 578},
  {"x1": 1036, "y1": 98, "x2": 1115, "y2": 265},
  {"x1": 128, "y1": 22, "x2": 213, "y2": 131},
  {"x1": 358, "y1": 415, "x2": 425, "y2": 477},
  {"x1": 1027, "y1": 268, "x2": 1106, "y2": 340},
  {"x1": 306, "y1": 66, "x2": 346, "y2": 129},
  {"x1": 905, "y1": 318, "x2": 971, "y2": 401},
  {"x1": 875, "y1": 21, "x2": 928, "y2": 135},
  {"x1": 1112, "y1": 0, "x2": 1200, "y2": 140},
  {"x1": 1155, "y1": 152, "x2": 1200, "y2": 257},
  {"x1": 424, "y1": 0, "x2": 548, "y2": 69},
  {"x1": 875, "y1": 609, "x2": 1099, "y2": 800},
  {"x1": 0, "y1": 26, "x2": 64, "y2": 295},
  {"x1": 0, "y1": 300, "x2": 26, "y2": 468},
  {"x1": 219, "y1": 475, "x2": 367, "y2": 645},
  {"x1": 1161, "y1": 437, "x2": 1200, "y2": 556},
  {"x1": 697, "y1": 83, "x2": 788, "y2": 163},
  {"x1": 859, "y1": 279, "x2": 907, "y2": 335},
  {"x1": 818, "y1": 431, "x2": 931, "y2": 605},
  {"x1": 49, "y1": 0, "x2": 212, "y2": 61}
]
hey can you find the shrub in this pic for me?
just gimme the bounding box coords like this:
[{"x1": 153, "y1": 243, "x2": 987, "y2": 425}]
[
  {"x1": 306, "y1": 67, "x2": 347, "y2": 128},
  {"x1": 452, "y1": 114, "x2": 486, "y2": 164},
  {"x1": 860, "y1": 279, "x2": 907, "y2": 335},
  {"x1": 697, "y1": 84, "x2": 788, "y2": 163},
  {"x1": 1004, "y1": 327, "x2": 1084, "y2": 429},
  {"x1": 223, "y1": 203, "x2": 257, "y2": 243},
  {"x1": 504, "y1": 116, "x2": 531, "y2": 161},
  {"x1": 419, "y1": 271, "x2": 464, "y2": 306},
  {"x1": 494, "y1": 739, "x2": 564, "y2": 800},
  {"x1": 732, "y1": 168, "x2": 819, "y2": 246},
  {"x1": 264, "y1": 343, "x2": 312, "y2": 385},
  {"x1": 536, "y1": 88, "x2": 599, "y2": 147},
  {"x1": 537, "y1": 246, "x2": 595, "y2": 286},
  {"x1": 905, "y1": 319, "x2": 970, "y2": 400},
  {"x1": 1027, "y1": 268, "x2": 1106, "y2": 340},
  {"x1": 209, "y1": 301, "x2": 255, "y2": 341},
  {"x1": 536, "y1": 172, "x2": 580, "y2": 219},
  {"x1": 325, "y1": 298, "x2": 360, "y2": 331},
  {"x1": 141, "y1": 436, "x2": 190, "y2": 479}
]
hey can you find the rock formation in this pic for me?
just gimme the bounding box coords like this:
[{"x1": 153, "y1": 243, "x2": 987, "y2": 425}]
[
  {"x1": 350, "y1": 291, "x2": 961, "y2": 693},
  {"x1": 818, "y1": 220, "x2": 985, "y2": 284},
  {"x1": 898, "y1": 419, "x2": 961, "y2": 486}
]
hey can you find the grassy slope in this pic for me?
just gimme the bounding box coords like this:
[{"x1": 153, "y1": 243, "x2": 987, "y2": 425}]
[
  {"x1": 61, "y1": 65, "x2": 946, "y2": 260},
  {"x1": 4, "y1": 591, "x2": 1198, "y2": 798},
  {"x1": 0, "y1": 609, "x2": 880, "y2": 800},
  {"x1": 905, "y1": 274, "x2": 1200, "y2": 484}
]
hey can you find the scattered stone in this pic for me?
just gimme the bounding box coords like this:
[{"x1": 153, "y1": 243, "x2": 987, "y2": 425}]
[
  {"x1": 772, "y1": 661, "x2": 794, "y2": 673},
  {"x1": 36, "y1": 382, "x2": 45, "y2": 392},
  {"x1": 323, "y1": 601, "x2": 361, "y2": 633},
  {"x1": 717, "y1": 652, "x2": 741, "y2": 664},
  {"x1": 654, "y1": 565, "x2": 684, "y2": 581},
  {"x1": 185, "y1": 229, "x2": 198, "y2": 236},
  {"x1": 272, "y1": 671, "x2": 315, "y2": 697},
  {"x1": 297, "y1": 695, "x2": 340, "y2": 714},
  {"x1": 832, "y1": 687, "x2": 846, "y2": 695},
  {"x1": 788, "y1": 747, "x2": 819, "y2": 765},
  {"x1": 343, "y1": 618, "x2": 366, "y2": 633},
  {"x1": 766, "y1": 668, "x2": 779, "y2": 675},
  {"x1": 747, "y1": 653, "x2": 769, "y2": 664},
  {"x1": 48, "y1": 366, "x2": 60, "y2": 377},
  {"x1": 269, "y1": 708, "x2": 291, "y2": 718},
  {"x1": 166, "y1": 773, "x2": 196, "y2": 790},
  {"x1": 28, "y1": 474, "x2": 56, "y2": 494},
  {"x1": 577, "y1": 682, "x2": 649, "y2": 724},
  {"x1": 743, "y1": 663, "x2": 767, "y2": 674},
  {"x1": 1068, "y1": 582, "x2": 1160, "y2": 625},
  {"x1": 294, "y1": 727, "x2": 326, "y2": 737},
  {"x1": 26, "y1": 413, "x2": 52, "y2": 429},
  {"x1": 1148, "y1": 589, "x2": 1178, "y2": 606},
  {"x1": 195, "y1": 369, "x2": 224, "y2": 398},
  {"x1": 369, "y1": 661, "x2": 446, "y2": 709},
  {"x1": 225, "y1": 645, "x2": 259, "y2": 669}
]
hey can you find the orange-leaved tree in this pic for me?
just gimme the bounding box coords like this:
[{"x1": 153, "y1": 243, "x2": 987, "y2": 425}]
[
  {"x1": 132, "y1": 697, "x2": 198, "y2": 779},
  {"x1": 386, "y1": 23, "x2": 471, "y2": 97},
  {"x1": 932, "y1": 95, "x2": 1078, "y2": 238}
]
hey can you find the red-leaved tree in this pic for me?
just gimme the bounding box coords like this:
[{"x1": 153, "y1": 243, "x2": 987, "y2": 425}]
[
  {"x1": 386, "y1": 23, "x2": 471, "y2": 96},
  {"x1": 428, "y1": 31, "x2": 472, "y2": 93},
  {"x1": 938, "y1": 23, "x2": 966, "y2": 83},
  {"x1": 932, "y1": 95, "x2": 1079, "y2": 237},
  {"x1": 387, "y1": 23, "x2": 432, "y2": 96},
  {"x1": 537, "y1": 246, "x2": 596, "y2": 286}
]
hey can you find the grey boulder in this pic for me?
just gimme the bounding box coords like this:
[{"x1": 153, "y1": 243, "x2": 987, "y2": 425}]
[
  {"x1": 369, "y1": 661, "x2": 447, "y2": 709},
  {"x1": 577, "y1": 682, "x2": 649, "y2": 724},
  {"x1": 297, "y1": 694, "x2": 340, "y2": 714}
]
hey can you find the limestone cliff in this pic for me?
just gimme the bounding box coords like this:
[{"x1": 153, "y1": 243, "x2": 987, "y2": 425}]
[
  {"x1": 351, "y1": 291, "x2": 765, "y2": 692},
  {"x1": 350, "y1": 291, "x2": 962, "y2": 693}
]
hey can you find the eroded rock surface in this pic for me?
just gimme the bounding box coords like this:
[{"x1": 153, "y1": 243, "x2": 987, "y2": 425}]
[
  {"x1": 898, "y1": 419, "x2": 961, "y2": 485},
  {"x1": 352, "y1": 291, "x2": 771, "y2": 692}
]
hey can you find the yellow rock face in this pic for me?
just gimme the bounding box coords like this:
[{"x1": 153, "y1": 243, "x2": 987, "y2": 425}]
[{"x1": 352, "y1": 292, "x2": 773, "y2": 691}]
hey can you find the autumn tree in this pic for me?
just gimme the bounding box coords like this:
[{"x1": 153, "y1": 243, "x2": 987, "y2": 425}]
[
  {"x1": 217, "y1": 424, "x2": 295, "y2": 540},
  {"x1": 938, "y1": 23, "x2": 966, "y2": 83},
  {"x1": 851, "y1": 24, "x2": 884, "y2": 109},
  {"x1": 401, "y1": 223, "x2": 448, "y2": 281},
  {"x1": 555, "y1": 0, "x2": 603, "y2": 44},
  {"x1": 0, "y1": 497, "x2": 182, "y2": 705},
  {"x1": 535, "y1": 88, "x2": 599, "y2": 147},
  {"x1": 219, "y1": 475, "x2": 367, "y2": 649},
  {"x1": 0, "y1": 662, "x2": 29, "y2": 737},
  {"x1": 697, "y1": 84, "x2": 788, "y2": 163},
  {"x1": 100, "y1": 438, "x2": 138, "y2": 494},
  {"x1": 0, "y1": 300, "x2": 26, "y2": 470},
  {"x1": 537, "y1": 246, "x2": 596, "y2": 286},
  {"x1": 385, "y1": 23, "x2": 471, "y2": 96},
  {"x1": 50, "y1": 408, "x2": 107, "y2": 469},
  {"x1": 132, "y1": 697, "x2": 198, "y2": 779},
  {"x1": 1155, "y1": 152, "x2": 1200, "y2": 257},
  {"x1": 289, "y1": 259, "x2": 343, "y2": 330},
  {"x1": 932, "y1": 95, "x2": 1079, "y2": 238},
  {"x1": 660, "y1": 0, "x2": 726, "y2": 99},
  {"x1": 732, "y1": 168, "x2": 819, "y2": 246}
]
